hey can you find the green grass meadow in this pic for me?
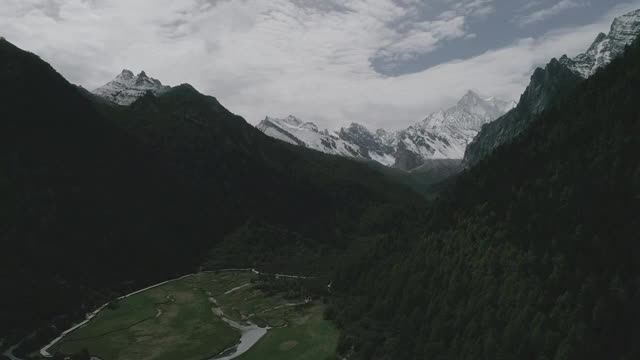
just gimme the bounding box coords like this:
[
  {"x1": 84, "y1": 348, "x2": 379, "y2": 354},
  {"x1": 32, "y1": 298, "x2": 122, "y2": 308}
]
[{"x1": 49, "y1": 271, "x2": 338, "y2": 360}]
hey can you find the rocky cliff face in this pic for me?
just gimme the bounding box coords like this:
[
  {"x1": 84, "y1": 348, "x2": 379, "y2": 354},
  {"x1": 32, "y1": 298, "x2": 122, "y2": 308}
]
[
  {"x1": 463, "y1": 8, "x2": 640, "y2": 167},
  {"x1": 464, "y1": 61, "x2": 582, "y2": 167},
  {"x1": 560, "y1": 9, "x2": 640, "y2": 78}
]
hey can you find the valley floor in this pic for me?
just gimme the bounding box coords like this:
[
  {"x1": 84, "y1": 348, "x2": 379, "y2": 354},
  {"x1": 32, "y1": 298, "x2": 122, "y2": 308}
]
[{"x1": 44, "y1": 271, "x2": 338, "y2": 360}]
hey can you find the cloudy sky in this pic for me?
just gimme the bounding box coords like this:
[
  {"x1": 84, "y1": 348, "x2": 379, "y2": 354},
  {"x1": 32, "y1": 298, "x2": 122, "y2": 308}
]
[{"x1": 1, "y1": 0, "x2": 639, "y2": 129}]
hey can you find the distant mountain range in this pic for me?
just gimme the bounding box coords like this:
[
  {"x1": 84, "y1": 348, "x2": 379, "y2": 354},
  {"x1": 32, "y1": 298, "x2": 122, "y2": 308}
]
[
  {"x1": 88, "y1": 9, "x2": 640, "y2": 174},
  {"x1": 89, "y1": 9, "x2": 640, "y2": 172},
  {"x1": 464, "y1": 8, "x2": 640, "y2": 166},
  {"x1": 257, "y1": 91, "x2": 514, "y2": 171},
  {"x1": 92, "y1": 68, "x2": 513, "y2": 172}
]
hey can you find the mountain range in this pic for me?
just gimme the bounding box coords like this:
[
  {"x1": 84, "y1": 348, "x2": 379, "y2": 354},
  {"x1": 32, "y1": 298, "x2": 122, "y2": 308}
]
[
  {"x1": 257, "y1": 91, "x2": 514, "y2": 171},
  {"x1": 92, "y1": 69, "x2": 513, "y2": 172}
]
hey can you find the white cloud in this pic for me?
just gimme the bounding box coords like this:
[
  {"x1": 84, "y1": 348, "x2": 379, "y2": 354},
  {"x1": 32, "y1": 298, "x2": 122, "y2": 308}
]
[
  {"x1": 453, "y1": 0, "x2": 496, "y2": 18},
  {"x1": 0, "y1": 0, "x2": 639, "y2": 130},
  {"x1": 372, "y1": 16, "x2": 468, "y2": 70},
  {"x1": 519, "y1": 0, "x2": 587, "y2": 26}
]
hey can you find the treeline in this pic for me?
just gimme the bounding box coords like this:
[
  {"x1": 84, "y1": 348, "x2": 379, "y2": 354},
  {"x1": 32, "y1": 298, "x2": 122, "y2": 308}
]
[
  {"x1": 330, "y1": 38, "x2": 640, "y2": 359},
  {"x1": 253, "y1": 274, "x2": 328, "y2": 300}
]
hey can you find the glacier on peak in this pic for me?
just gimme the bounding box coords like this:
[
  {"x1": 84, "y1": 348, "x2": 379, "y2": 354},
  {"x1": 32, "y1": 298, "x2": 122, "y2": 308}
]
[
  {"x1": 560, "y1": 9, "x2": 640, "y2": 78},
  {"x1": 93, "y1": 69, "x2": 170, "y2": 105},
  {"x1": 257, "y1": 91, "x2": 513, "y2": 170}
]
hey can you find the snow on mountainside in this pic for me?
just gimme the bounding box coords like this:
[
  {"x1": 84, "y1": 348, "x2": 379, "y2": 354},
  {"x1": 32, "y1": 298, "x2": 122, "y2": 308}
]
[
  {"x1": 423, "y1": 91, "x2": 514, "y2": 130},
  {"x1": 393, "y1": 91, "x2": 515, "y2": 161},
  {"x1": 258, "y1": 91, "x2": 513, "y2": 170},
  {"x1": 560, "y1": 9, "x2": 640, "y2": 78},
  {"x1": 93, "y1": 70, "x2": 170, "y2": 105},
  {"x1": 257, "y1": 115, "x2": 368, "y2": 160},
  {"x1": 258, "y1": 116, "x2": 398, "y2": 166}
]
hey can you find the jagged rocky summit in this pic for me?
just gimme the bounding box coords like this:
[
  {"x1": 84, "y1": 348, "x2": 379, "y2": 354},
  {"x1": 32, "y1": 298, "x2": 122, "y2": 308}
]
[
  {"x1": 560, "y1": 9, "x2": 640, "y2": 78},
  {"x1": 463, "y1": 8, "x2": 640, "y2": 167},
  {"x1": 93, "y1": 69, "x2": 170, "y2": 105},
  {"x1": 258, "y1": 91, "x2": 513, "y2": 171}
]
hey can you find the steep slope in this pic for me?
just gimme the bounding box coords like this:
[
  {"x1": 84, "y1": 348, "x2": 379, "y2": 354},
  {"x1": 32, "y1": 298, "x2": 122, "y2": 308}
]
[
  {"x1": 333, "y1": 33, "x2": 640, "y2": 360},
  {"x1": 360, "y1": 159, "x2": 463, "y2": 200},
  {"x1": 465, "y1": 8, "x2": 640, "y2": 166},
  {"x1": 257, "y1": 116, "x2": 366, "y2": 159},
  {"x1": 464, "y1": 59, "x2": 582, "y2": 166},
  {"x1": 338, "y1": 123, "x2": 397, "y2": 166},
  {"x1": 560, "y1": 9, "x2": 640, "y2": 78},
  {"x1": 0, "y1": 39, "x2": 199, "y2": 344},
  {"x1": 259, "y1": 91, "x2": 512, "y2": 170},
  {"x1": 0, "y1": 39, "x2": 423, "y2": 351},
  {"x1": 93, "y1": 69, "x2": 170, "y2": 105},
  {"x1": 410, "y1": 159, "x2": 463, "y2": 180}
]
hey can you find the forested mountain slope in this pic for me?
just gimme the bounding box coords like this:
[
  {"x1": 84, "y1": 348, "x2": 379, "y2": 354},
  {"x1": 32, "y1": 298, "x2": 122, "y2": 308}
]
[
  {"x1": 332, "y1": 36, "x2": 640, "y2": 360},
  {"x1": 0, "y1": 38, "x2": 423, "y2": 350}
]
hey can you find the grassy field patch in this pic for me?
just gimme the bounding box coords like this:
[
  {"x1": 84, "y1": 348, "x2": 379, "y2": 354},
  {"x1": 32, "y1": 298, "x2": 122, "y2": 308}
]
[
  {"x1": 48, "y1": 271, "x2": 338, "y2": 360},
  {"x1": 236, "y1": 305, "x2": 339, "y2": 360}
]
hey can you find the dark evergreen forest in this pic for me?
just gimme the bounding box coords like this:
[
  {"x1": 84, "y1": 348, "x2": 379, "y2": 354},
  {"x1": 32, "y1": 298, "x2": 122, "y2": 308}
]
[{"x1": 330, "y1": 37, "x2": 640, "y2": 360}]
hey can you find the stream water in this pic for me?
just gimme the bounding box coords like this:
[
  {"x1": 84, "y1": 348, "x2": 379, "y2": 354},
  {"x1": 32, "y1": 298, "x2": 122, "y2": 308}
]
[{"x1": 208, "y1": 296, "x2": 270, "y2": 360}]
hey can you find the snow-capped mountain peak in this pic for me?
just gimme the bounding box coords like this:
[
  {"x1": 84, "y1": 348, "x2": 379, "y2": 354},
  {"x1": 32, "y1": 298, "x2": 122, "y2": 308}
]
[
  {"x1": 93, "y1": 69, "x2": 170, "y2": 105},
  {"x1": 560, "y1": 9, "x2": 640, "y2": 78},
  {"x1": 257, "y1": 116, "x2": 365, "y2": 159},
  {"x1": 458, "y1": 90, "x2": 514, "y2": 115},
  {"x1": 258, "y1": 90, "x2": 513, "y2": 170},
  {"x1": 422, "y1": 90, "x2": 515, "y2": 131},
  {"x1": 264, "y1": 115, "x2": 320, "y2": 133},
  {"x1": 458, "y1": 90, "x2": 485, "y2": 106},
  {"x1": 115, "y1": 69, "x2": 135, "y2": 81}
]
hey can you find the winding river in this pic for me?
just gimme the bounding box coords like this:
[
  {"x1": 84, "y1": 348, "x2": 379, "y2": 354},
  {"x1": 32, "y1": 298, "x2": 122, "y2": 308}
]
[
  {"x1": 207, "y1": 293, "x2": 270, "y2": 360},
  {"x1": 212, "y1": 316, "x2": 269, "y2": 359}
]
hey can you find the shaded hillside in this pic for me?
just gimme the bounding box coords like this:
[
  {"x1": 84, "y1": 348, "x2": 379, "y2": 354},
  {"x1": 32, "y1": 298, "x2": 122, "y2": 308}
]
[
  {"x1": 332, "y1": 37, "x2": 640, "y2": 360},
  {"x1": 464, "y1": 59, "x2": 582, "y2": 167},
  {"x1": 410, "y1": 159, "x2": 462, "y2": 182},
  {"x1": 345, "y1": 159, "x2": 461, "y2": 200},
  {"x1": 0, "y1": 39, "x2": 424, "y2": 348}
]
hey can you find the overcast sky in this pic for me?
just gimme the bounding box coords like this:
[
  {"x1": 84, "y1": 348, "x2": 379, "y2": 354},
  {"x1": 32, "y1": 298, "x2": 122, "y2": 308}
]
[{"x1": 2, "y1": 0, "x2": 639, "y2": 129}]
